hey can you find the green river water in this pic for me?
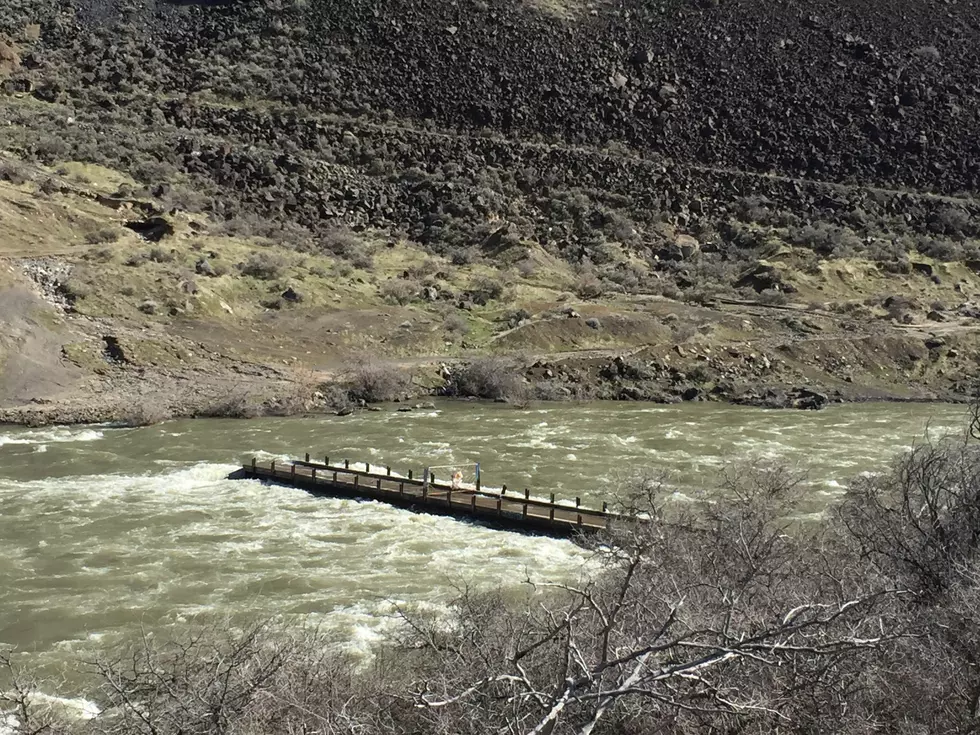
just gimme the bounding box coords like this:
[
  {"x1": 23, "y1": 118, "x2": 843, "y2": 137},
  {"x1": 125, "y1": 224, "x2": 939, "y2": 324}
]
[{"x1": 0, "y1": 399, "x2": 969, "y2": 712}]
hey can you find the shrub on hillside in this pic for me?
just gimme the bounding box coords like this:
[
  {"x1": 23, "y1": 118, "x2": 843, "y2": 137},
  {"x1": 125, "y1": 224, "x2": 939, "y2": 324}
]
[
  {"x1": 787, "y1": 222, "x2": 863, "y2": 258},
  {"x1": 84, "y1": 226, "x2": 121, "y2": 245},
  {"x1": 573, "y1": 273, "x2": 604, "y2": 300},
  {"x1": 316, "y1": 226, "x2": 367, "y2": 259},
  {"x1": 379, "y1": 279, "x2": 419, "y2": 305},
  {"x1": 443, "y1": 312, "x2": 469, "y2": 335},
  {"x1": 465, "y1": 275, "x2": 505, "y2": 305},
  {"x1": 148, "y1": 247, "x2": 176, "y2": 263},
  {"x1": 929, "y1": 205, "x2": 977, "y2": 239},
  {"x1": 240, "y1": 252, "x2": 287, "y2": 280},
  {"x1": 0, "y1": 159, "x2": 30, "y2": 184}
]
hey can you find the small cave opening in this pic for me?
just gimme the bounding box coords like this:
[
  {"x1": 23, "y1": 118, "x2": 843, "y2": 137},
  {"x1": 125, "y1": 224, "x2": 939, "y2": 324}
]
[
  {"x1": 102, "y1": 336, "x2": 128, "y2": 364},
  {"x1": 125, "y1": 217, "x2": 175, "y2": 243}
]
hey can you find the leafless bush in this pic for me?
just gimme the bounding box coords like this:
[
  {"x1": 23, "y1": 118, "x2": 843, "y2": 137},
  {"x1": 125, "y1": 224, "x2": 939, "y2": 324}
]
[
  {"x1": 345, "y1": 359, "x2": 413, "y2": 403},
  {"x1": 516, "y1": 259, "x2": 536, "y2": 278},
  {"x1": 86, "y1": 621, "x2": 400, "y2": 735},
  {"x1": 398, "y1": 467, "x2": 895, "y2": 734},
  {"x1": 118, "y1": 397, "x2": 172, "y2": 427},
  {"x1": 840, "y1": 434, "x2": 980, "y2": 598},
  {"x1": 316, "y1": 225, "x2": 365, "y2": 258},
  {"x1": 1, "y1": 650, "x2": 73, "y2": 735},
  {"x1": 318, "y1": 383, "x2": 355, "y2": 413},
  {"x1": 835, "y1": 404, "x2": 980, "y2": 729},
  {"x1": 198, "y1": 394, "x2": 262, "y2": 419},
  {"x1": 85, "y1": 246, "x2": 114, "y2": 263},
  {"x1": 670, "y1": 321, "x2": 697, "y2": 343},
  {"x1": 446, "y1": 357, "x2": 528, "y2": 404}
]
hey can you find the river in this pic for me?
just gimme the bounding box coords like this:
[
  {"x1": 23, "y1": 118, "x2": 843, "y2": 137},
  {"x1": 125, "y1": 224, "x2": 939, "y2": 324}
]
[{"x1": 0, "y1": 399, "x2": 969, "y2": 701}]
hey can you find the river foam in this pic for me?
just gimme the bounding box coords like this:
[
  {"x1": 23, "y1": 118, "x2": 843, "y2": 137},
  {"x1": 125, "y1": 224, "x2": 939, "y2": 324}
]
[
  {"x1": 0, "y1": 427, "x2": 104, "y2": 447},
  {"x1": 0, "y1": 459, "x2": 594, "y2": 672}
]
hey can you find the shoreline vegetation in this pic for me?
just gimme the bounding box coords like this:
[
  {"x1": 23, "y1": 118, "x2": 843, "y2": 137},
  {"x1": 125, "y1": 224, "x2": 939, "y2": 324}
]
[{"x1": 5, "y1": 403, "x2": 980, "y2": 733}]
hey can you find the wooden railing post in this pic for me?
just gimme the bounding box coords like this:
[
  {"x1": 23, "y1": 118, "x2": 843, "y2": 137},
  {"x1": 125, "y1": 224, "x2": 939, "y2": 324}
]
[
  {"x1": 325, "y1": 456, "x2": 329, "y2": 466},
  {"x1": 501, "y1": 485, "x2": 507, "y2": 496},
  {"x1": 399, "y1": 481, "x2": 405, "y2": 496},
  {"x1": 344, "y1": 459, "x2": 350, "y2": 469},
  {"x1": 312, "y1": 467, "x2": 316, "y2": 481},
  {"x1": 577, "y1": 513, "x2": 583, "y2": 528},
  {"x1": 471, "y1": 495, "x2": 476, "y2": 513},
  {"x1": 524, "y1": 488, "x2": 530, "y2": 500},
  {"x1": 251, "y1": 457, "x2": 256, "y2": 471},
  {"x1": 291, "y1": 463, "x2": 296, "y2": 478},
  {"x1": 496, "y1": 497, "x2": 501, "y2": 515},
  {"x1": 333, "y1": 470, "x2": 337, "y2": 482},
  {"x1": 271, "y1": 459, "x2": 276, "y2": 472},
  {"x1": 447, "y1": 487, "x2": 452, "y2": 506},
  {"x1": 522, "y1": 503, "x2": 528, "y2": 519},
  {"x1": 305, "y1": 452, "x2": 310, "y2": 463},
  {"x1": 408, "y1": 469, "x2": 413, "y2": 480},
  {"x1": 387, "y1": 466, "x2": 391, "y2": 476},
  {"x1": 550, "y1": 506, "x2": 555, "y2": 521},
  {"x1": 376, "y1": 479, "x2": 381, "y2": 491},
  {"x1": 354, "y1": 475, "x2": 359, "y2": 489},
  {"x1": 602, "y1": 501, "x2": 608, "y2": 513},
  {"x1": 366, "y1": 462, "x2": 371, "y2": 474},
  {"x1": 576, "y1": 497, "x2": 581, "y2": 508}
]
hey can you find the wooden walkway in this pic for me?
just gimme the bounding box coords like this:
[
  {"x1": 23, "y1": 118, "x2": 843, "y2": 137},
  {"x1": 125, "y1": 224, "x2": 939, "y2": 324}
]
[{"x1": 233, "y1": 455, "x2": 615, "y2": 536}]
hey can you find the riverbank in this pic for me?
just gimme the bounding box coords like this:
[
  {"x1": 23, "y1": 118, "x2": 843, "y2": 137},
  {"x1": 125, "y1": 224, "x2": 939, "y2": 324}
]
[{"x1": 0, "y1": 341, "x2": 971, "y2": 428}]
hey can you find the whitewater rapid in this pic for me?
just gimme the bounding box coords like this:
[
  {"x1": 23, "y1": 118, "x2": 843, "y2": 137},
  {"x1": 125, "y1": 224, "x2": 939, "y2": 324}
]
[{"x1": 0, "y1": 400, "x2": 968, "y2": 698}]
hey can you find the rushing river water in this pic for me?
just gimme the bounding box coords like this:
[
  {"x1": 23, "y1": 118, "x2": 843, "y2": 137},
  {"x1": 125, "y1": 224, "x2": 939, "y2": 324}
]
[{"x1": 0, "y1": 399, "x2": 969, "y2": 698}]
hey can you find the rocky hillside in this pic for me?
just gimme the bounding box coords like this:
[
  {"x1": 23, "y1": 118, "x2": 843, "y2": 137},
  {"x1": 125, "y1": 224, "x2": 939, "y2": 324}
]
[
  {"x1": 31, "y1": 0, "x2": 980, "y2": 189},
  {"x1": 1, "y1": 0, "x2": 979, "y2": 424},
  {"x1": 2, "y1": 0, "x2": 979, "y2": 243}
]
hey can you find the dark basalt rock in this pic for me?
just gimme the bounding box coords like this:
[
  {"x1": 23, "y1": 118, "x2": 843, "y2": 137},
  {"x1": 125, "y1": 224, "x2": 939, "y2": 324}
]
[{"x1": 6, "y1": 0, "x2": 980, "y2": 266}]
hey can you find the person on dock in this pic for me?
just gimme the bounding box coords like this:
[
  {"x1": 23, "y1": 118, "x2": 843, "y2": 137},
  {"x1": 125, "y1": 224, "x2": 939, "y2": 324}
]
[{"x1": 452, "y1": 470, "x2": 463, "y2": 490}]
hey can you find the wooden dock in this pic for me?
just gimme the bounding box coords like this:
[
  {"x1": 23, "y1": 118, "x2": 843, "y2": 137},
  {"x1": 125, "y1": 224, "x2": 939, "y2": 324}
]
[{"x1": 233, "y1": 455, "x2": 615, "y2": 536}]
